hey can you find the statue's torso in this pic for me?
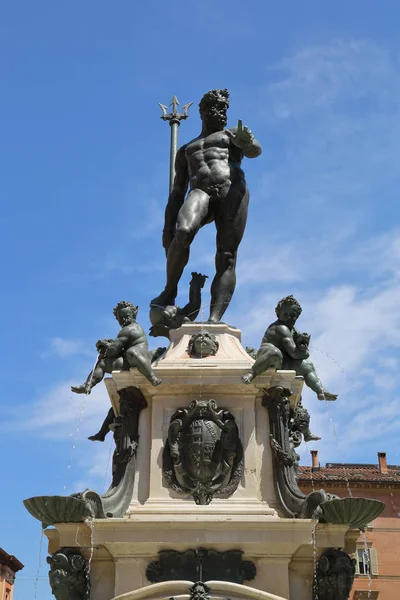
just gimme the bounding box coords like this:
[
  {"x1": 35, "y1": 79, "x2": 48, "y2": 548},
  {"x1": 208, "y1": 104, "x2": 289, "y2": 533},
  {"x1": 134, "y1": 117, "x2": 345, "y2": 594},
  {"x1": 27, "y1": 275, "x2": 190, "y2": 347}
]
[
  {"x1": 262, "y1": 322, "x2": 292, "y2": 355},
  {"x1": 119, "y1": 322, "x2": 147, "y2": 347},
  {"x1": 185, "y1": 130, "x2": 245, "y2": 196}
]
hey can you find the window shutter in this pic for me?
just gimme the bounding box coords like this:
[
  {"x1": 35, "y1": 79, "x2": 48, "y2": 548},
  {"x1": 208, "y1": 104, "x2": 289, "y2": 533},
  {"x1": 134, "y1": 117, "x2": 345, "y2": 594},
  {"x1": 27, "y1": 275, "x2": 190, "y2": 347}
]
[
  {"x1": 351, "y1": 552, "x2": 360, "y2": 574},
  {"x1": 369, "y1": 547, "x2": 378, "y2": 575}
]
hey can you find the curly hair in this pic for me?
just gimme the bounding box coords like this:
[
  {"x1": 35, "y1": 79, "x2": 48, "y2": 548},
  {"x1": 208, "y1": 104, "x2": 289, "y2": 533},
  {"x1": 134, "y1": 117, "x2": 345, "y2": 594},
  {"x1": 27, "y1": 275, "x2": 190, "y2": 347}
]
[
  {"x1": 275, "y1": 295, "x2": 302, "y2": 319},
  {"x1": 113, "y1": 300, "x2": 138, "y2": 319},
  {"x1": 188, "y1": 331, "x2": 219, "y2": 356},
  {"x1": 199, "y1": 89, "x2": 230, "y2": 114}
]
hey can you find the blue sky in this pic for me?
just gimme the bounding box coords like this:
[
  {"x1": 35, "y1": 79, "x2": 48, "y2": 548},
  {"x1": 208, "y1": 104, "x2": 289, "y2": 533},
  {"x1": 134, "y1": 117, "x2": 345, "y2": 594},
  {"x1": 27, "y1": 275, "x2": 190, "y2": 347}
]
[{"x1": 2, "y1": 1, "x2": 400, "y2": 597}]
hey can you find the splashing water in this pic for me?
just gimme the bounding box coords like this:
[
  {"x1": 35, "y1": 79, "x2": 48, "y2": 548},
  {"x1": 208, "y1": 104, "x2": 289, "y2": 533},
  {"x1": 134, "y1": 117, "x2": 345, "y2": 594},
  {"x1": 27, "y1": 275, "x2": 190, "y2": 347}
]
[
  {"x1": 63, "y1": 353, "x2": 100, "y2": 494},
  {"x1": 86, "y1": 517, "x2": 95, "y2": 574},
  {"x1": 311, "y1": 519, "x2": 319, "y2": 600},
  {"x1": 34, "y1": 528, "x2": 44, "y2": 599},
  {"x1": 360, "y1": 531, "x2": 373, "y2": 599},
  {"x1": 323, "y1": 398, "x2": 353, "y2": 498},
  {"x1": 310, "y1": 345, "x2": 355, "y2": 385}
]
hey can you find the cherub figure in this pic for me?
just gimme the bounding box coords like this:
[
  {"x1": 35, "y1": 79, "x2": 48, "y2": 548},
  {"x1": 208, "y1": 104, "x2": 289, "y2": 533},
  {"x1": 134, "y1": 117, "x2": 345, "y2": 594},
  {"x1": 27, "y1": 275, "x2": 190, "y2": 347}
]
[
  {"x1": 242, "y1": 295, "x2": 337, "y2": 401},
  {"x1": 71, "y1": 339, "x2": 125, "y2": 395},
  {"x1": 85, "y1": 347, "x2": 165, "y2": 442},
  {"x1": 71, "y1": 301, "x2": 161, "y2": 393}
]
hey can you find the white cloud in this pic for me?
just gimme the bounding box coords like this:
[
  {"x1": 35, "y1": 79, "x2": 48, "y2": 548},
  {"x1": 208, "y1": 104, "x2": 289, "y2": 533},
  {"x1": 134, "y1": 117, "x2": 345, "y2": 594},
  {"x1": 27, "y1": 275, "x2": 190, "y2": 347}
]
[
  {"x1": 10, "y1": 379, "x2": 116, "y2": 495},
  {"x1": 45, "y1": 337, "x2": 92, "y2": 359},
  {"x1": 16, "y1": 380, "x2": 110, "y2": 439}
]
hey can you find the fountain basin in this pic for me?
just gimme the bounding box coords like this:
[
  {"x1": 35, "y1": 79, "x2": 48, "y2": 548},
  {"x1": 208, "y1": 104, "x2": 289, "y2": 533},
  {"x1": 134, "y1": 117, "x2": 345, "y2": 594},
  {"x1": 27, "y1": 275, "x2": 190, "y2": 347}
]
[
  {"x1": 318, "y1": 497, "x2": 385, "y2": 530},
  {"x1": 23, "y1": 495, "x2": 94, "y2": 528}
]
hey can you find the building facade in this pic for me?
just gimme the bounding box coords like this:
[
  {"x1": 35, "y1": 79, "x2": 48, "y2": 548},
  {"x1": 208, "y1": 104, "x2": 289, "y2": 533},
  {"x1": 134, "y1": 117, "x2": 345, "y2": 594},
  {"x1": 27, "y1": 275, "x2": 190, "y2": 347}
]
[
  {"x1": 298, "y1": 451, "x2": 400, "y2": 600},
  {"x1": 0, "y1": 549, "x2": 23, "y2": 600}
]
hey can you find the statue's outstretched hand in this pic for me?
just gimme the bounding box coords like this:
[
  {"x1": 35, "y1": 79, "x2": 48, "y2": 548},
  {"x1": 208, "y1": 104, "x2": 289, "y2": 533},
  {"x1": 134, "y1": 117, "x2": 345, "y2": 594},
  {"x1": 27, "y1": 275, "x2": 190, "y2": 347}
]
[{"x1": 227, "y1": 120, "x2": 254, "y2": 150}]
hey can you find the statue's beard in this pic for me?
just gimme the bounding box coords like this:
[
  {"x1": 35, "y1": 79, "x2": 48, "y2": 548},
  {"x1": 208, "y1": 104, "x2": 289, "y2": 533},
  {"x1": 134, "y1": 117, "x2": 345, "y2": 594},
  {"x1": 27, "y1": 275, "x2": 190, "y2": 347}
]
[{"x1": 202, "y1": 108, "x2": 227, "y2": 129}]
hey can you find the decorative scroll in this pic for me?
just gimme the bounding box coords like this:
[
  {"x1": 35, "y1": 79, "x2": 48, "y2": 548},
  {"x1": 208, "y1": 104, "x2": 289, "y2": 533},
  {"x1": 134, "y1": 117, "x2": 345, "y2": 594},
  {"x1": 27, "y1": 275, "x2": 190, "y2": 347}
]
[{"x1": 47, "y1": 547, "x2": 90, "y2": 600}]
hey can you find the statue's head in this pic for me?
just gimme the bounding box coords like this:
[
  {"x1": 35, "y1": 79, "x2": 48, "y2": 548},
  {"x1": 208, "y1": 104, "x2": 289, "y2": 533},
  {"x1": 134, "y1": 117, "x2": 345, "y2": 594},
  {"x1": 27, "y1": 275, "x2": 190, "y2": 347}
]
[
  {"x1": 47, "y1": 548, "x2": 89, "y2": 600},
  {"x1": 199, "y1": 89, "x2": 230, "y2": 130},
  {"x1": 95, "y1": 338, "x2": 114, "y2": 354},
  {"x1": 293, "y1": 330, "x2": 310, "y2": 349},
  {"x1": 275, "y1": 295, "x2": 302, "y2": 327},
  {"x1": 188, "y1": 331, "x2": 219, "y2": 358},
  {"x1": 113, "y1": 301, "x2": 138, "y2": 326}
]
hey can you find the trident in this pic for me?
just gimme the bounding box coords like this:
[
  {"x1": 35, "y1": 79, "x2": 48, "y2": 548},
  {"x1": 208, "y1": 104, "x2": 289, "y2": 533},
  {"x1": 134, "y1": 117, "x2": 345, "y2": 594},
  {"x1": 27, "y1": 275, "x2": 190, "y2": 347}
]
[{"x1": 159, "y1": 96, "x2": 193, "y2": 193}]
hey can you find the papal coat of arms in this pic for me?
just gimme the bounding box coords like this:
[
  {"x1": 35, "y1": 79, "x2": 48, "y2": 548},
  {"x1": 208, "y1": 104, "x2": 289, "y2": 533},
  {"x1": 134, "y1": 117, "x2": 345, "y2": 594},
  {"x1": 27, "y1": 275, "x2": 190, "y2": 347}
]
[{"x1": 163, "y1": 399, "x2": 243, "y2": 505}]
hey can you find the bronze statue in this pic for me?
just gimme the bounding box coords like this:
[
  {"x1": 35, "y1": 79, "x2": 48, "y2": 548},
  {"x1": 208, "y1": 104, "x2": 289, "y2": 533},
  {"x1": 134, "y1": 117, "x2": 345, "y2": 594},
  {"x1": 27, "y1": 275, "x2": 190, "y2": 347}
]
[
  {"x1": 242, "y1": 295, "x2": 337, "y2": 401},
  {"x1": 153, "y1": 89, "x2": 262, "y2": 323},
  {"x1": 71, "y1": 301, "x2": 161, "y2": 393},
  {"x1": 85, "y1": 348, "x2": 166, "y2": 442},
  {"x1": 149, "y1": 271, "x2": 207, "y2": 338},
  {"x1": 71, "y1": 339, "x2": 124, "y2": 395}
]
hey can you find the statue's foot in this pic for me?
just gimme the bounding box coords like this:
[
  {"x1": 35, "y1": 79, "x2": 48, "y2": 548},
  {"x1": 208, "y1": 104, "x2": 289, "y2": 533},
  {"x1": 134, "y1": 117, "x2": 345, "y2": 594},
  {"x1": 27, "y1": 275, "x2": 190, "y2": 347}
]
[
  {"x1": 304, "y1": 432, "x2": 321, "y2": 442},
  {"x1": 71, "y1": 385, "x2": 89, "y2": 394},
  {"x1": 150, "y1": 376, "x2": 162, "y2": 386},
  {"x1": 88, "y1": 432, "x2": 106, "y2": 442},
  {"x1": 150, "y1": 290, "x2": 176, "y2": 308},
  {"x1": 317, "y1": 390, "x2": 338, "y2": 401},
  {"x1": 241, "y1": 373, "x2": 254, "y2": 384}
]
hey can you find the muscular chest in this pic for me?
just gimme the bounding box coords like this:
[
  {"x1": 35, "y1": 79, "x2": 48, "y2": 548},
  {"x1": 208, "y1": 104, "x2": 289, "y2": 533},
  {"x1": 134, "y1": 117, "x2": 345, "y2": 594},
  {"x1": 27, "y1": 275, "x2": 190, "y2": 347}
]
[{"x1": 186, "y1": 131, "x2": 230, "y2": 159}]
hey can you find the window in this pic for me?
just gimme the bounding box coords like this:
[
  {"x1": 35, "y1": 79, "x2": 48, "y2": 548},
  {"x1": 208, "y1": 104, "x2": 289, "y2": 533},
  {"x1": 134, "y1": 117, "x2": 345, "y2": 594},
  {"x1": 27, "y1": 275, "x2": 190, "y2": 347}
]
[
  {"x1": 354, "y1": 546, "x2": 378, "y2": 576},
  {"x1": 5, "y1": 589, "x2": 11, "y2": 600},
  {"x1": 357, "y1": 548, "x2": 370, "y2": 575}
]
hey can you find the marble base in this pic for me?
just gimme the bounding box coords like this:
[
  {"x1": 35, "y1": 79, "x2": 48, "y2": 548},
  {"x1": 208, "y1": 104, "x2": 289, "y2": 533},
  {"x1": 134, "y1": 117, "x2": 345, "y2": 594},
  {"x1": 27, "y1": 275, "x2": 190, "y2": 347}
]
[
  {"x1": 45, "y1": 520, "x2": 355, "y2": 600},
  {"x1": 44, "y1": 323, "x2": 353, "y2": 600}
]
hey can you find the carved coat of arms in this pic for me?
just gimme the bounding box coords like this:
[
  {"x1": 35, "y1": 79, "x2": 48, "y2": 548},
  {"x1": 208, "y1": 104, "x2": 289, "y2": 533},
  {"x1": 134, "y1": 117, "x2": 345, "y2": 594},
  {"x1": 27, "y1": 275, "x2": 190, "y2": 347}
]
[{"x1": 163, "y1": 399, "x2": 243, "y2": 505}]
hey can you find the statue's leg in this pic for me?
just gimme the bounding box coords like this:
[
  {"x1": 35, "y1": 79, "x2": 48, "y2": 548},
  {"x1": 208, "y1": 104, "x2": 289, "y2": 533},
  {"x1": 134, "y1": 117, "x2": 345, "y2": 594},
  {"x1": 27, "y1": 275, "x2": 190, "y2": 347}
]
[
  {"x1": 88, "y1": 407, "x2": 115, "y2": 442},
  {"x1": 209, "y1": 183, "x2": 249, "y2": 322},
  {"x1": 71, "y1": 363, "x2": 106, "y2": 394},
  {"x1": 156, "y1": 190, "x2": 210, "y2": 306},
  {"x1": 125, "y1": 346, "x2": 162, "y2": 386},
  {"x1": 242, "y1": 344, "x2": 283, "y2": 384},
  {"x1": 299, "y1": 359, "x2": 337, "y2": 400}
]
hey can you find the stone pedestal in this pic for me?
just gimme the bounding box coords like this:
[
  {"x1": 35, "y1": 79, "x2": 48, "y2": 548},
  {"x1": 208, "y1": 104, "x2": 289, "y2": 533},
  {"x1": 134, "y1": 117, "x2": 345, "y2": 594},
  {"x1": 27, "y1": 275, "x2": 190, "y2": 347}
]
[{"x1": 44, "y1": 323, "x2": 352, "y2": 600}]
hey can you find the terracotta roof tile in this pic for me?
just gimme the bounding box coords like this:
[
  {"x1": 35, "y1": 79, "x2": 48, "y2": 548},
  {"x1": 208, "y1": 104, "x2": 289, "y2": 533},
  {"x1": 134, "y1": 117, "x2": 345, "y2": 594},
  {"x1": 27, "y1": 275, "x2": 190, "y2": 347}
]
[{"x1": 298, "y1": 465, "x2": 400, "y2": 485}]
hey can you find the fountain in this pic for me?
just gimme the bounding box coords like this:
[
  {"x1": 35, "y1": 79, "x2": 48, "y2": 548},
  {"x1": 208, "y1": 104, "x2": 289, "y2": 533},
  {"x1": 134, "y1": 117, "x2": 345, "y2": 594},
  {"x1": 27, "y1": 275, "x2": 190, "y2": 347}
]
[{"x1": 23, "y1": 89, "x2": 383, "y2": 600}]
